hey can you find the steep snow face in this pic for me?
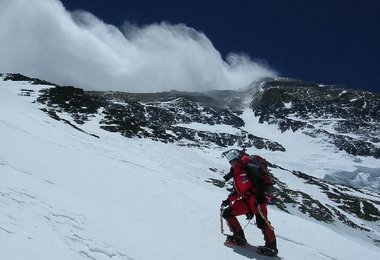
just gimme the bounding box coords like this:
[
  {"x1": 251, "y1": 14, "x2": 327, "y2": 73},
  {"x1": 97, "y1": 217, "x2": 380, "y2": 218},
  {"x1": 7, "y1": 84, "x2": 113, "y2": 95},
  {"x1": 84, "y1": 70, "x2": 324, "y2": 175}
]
[
  {"x1": 1, "y1": 75, "x2": 380, "y2": 260},
  {"x1": 239, "y1": 109, "x2": 380, "y2": 181}
]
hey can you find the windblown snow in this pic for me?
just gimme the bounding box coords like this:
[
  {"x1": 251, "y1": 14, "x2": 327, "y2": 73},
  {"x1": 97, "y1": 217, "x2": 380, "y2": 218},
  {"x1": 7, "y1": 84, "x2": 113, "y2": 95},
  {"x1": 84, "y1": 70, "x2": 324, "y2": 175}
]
[{"x1": 1, "y1": 77, "x2": 380, "y2": 260}]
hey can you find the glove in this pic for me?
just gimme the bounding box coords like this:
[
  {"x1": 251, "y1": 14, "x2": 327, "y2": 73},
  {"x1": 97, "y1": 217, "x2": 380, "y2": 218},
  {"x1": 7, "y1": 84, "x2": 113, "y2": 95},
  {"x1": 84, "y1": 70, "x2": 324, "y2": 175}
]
[
  {"x1": 256, "y1": 194, "x2": 265, "y2": 204},
  {"x1": 221, "y1": 199, "x2": 230, "y2": 208},
  {"x1": 246, "y1": 212, "x2": 254, "y2": 220}
]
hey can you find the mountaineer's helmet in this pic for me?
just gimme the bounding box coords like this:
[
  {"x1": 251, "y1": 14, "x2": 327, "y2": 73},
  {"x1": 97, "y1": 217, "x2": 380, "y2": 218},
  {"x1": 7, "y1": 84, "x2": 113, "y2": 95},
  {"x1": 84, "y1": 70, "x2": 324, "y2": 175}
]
[{"x1": 226, "y1": 149, "x2": 240, "y2": 162}]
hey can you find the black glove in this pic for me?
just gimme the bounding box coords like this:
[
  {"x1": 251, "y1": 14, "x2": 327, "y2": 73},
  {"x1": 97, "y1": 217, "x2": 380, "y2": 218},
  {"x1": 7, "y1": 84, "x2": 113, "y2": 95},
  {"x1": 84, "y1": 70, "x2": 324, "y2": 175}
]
[
  {"x1": 246, "y1": 212, "x2": 254, "y2": 220},
  {"x1": 256, "y1": 194, "x2": 265, "y2": 204},
  {"x1": 221, "y1": 199, "x2": 230, "y2": 207}
]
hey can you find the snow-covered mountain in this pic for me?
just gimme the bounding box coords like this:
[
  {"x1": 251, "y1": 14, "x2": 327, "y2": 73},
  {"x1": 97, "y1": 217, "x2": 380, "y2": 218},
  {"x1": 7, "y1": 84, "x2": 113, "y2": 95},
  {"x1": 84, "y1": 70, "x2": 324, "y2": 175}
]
[{"x1": 1, "y1": 73, "x2": 379, "y2": 260}]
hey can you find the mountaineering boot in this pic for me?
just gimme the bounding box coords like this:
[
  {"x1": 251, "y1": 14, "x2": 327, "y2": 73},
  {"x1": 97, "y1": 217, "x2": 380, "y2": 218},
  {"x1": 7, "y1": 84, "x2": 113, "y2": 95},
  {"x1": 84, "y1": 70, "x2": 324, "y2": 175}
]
[
  {"x1": 257, "y1": 246, "x2": 278, "y2": 256},
  {"x1": 257, "y1": 240, "x2": 278, "y2": 256},
  {"x1": 224, "y1": 230, "x2": 247, "y2": 247}
]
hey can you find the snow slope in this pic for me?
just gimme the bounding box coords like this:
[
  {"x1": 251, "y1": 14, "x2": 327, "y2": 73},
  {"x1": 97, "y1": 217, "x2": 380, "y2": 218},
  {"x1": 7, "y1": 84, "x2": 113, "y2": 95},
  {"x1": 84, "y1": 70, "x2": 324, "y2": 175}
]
[{"x1": 1, "y1": 77, "x2": 380, "y2": 259}]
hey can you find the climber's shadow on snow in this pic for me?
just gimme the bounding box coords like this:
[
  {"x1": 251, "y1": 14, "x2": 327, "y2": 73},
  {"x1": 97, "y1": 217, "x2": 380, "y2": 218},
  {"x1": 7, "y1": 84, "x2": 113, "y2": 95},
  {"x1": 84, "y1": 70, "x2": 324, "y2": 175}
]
[{"x1": 225, "y1": 243, "x2": 282, "y2": 259}]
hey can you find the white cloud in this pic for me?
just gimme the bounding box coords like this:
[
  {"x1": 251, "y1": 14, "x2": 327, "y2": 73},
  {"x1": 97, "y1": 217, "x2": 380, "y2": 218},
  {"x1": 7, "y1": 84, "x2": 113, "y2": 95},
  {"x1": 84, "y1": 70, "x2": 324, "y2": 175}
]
[{"x1": 0, "y1": 0, "x2": 277, "y2": 92}]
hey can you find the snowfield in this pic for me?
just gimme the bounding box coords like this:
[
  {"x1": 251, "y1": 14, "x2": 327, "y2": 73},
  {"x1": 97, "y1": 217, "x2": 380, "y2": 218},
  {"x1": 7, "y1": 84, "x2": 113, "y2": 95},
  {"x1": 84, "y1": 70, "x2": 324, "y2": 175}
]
[{"x1": 1, "y1": 77, "x2": 380, "y2": 260}]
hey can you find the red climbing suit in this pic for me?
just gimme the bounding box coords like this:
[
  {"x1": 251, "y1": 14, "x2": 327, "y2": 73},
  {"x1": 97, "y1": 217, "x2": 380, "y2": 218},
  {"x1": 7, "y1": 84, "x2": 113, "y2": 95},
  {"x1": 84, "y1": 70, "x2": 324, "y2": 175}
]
[{"x1": 223, "y1": 156, "x2": 277, "y2": 248}]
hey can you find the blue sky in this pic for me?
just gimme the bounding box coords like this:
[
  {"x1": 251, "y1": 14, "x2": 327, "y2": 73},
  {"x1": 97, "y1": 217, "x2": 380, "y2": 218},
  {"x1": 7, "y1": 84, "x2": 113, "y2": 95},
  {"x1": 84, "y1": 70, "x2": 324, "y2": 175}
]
[{"x1": 59, "y1": 0, "x2": 380, "y2": 93}]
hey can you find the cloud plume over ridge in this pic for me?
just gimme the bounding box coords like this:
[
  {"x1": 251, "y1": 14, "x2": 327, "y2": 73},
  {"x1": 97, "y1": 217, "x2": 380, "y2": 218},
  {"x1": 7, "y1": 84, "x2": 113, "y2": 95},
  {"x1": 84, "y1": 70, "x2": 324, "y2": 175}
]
[{"x1": 0, "y1": 0, "x2": 277, "y2": 92}]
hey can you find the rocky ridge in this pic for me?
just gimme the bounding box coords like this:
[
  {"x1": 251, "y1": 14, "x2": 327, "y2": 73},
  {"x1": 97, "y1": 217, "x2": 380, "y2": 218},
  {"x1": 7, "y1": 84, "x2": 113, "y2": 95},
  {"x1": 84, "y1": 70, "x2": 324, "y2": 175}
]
[{"x1": 252, "y1": 78, "x2": 380, "y2": 158}]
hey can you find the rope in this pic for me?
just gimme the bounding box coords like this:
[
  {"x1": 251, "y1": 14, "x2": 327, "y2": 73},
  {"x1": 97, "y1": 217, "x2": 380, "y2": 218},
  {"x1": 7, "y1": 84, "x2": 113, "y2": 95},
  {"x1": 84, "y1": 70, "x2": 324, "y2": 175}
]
[{"x1": 243, "y1": 218, "x2": 252, "y2": 229}]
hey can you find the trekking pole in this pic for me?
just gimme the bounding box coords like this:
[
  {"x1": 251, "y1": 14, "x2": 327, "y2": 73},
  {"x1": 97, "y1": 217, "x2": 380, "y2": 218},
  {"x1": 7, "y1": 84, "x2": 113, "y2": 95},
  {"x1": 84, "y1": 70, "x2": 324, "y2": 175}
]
[
  {"x1": 258, "y1": 205, "x2": 274, "y2": 231},
  {"x1": 220, "y1": 207, "x2": 228, "y2": 236}
]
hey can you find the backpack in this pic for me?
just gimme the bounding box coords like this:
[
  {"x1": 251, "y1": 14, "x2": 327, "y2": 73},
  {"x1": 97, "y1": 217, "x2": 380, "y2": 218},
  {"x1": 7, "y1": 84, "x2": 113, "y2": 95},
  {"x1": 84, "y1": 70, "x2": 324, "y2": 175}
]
[
  {"x1": 241, "y1": 154, "x2": 273, "y2": 186},
  {"x1": 247, "y1": 155, "x2": 272, "y2": 186},
  {"x1": 243, "y1": 154, "x2": 274, "y2": 200}
]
